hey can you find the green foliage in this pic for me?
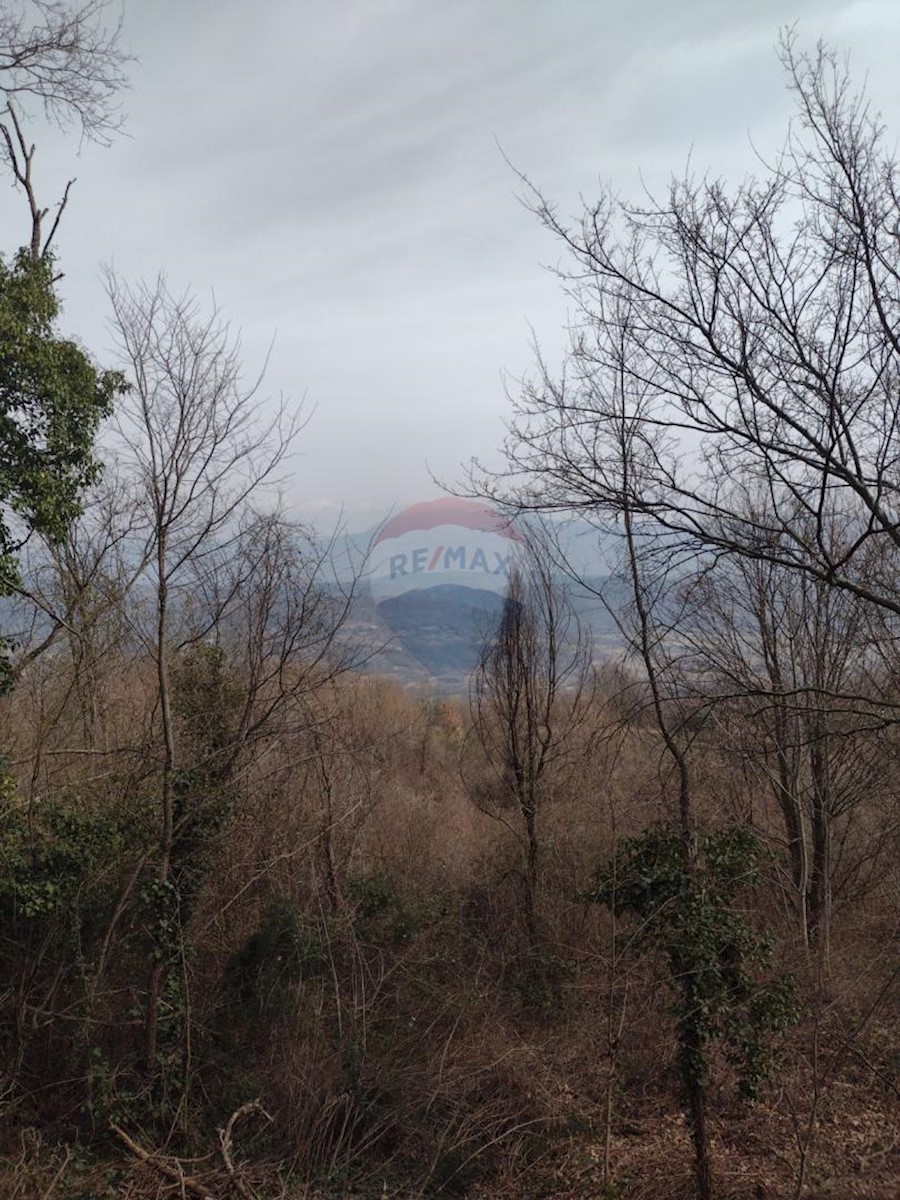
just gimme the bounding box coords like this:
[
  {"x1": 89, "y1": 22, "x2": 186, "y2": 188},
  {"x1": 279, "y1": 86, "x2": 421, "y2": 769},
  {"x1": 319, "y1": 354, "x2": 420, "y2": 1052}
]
[
  {"x1": 85, "y1": 1043, "x2": 151, "y2": 1132},
  {"x1": 139, "y1": 877, "x2": 181, "y2": 964},
  {"x1": 132, "y1": 873, "x2": 195, "y2": 1122},
  {"x1": 172, "y1": 642, "x2": 242, "y2": 753},
  {"x1": 0, "y1": 790, "x2": 125, "y2": 924},
  {"x1": 347, "y1": 872, "x2": 415, "y2": 944},
  {"x1": 583, "y1": 824, "x2": 797, "y2": 1102},
  {"x1": 0, "y1": 784, "x2": 140, "y2": 1120},
  {"x1": 130, "y1": 647, "x2": 243, "y2": 1117},
  {"x1": 222, "y1": 897, "x2": 329, "y2": 1019},
  {"x1": 171, "y1": 643, "x2": 242, "y2": 907},
  {"x1": 0, "y1": 251, "x2": 124, "y2": 681},
  {"x1": 347, "y1": 872, "x2": 450, "y2": 947},
  {"x1": 584, "y1": 824, "x2": 761, "y2": 916},
  {"x1": 509, "y1": 947, "x2": 577, "y2": 1015}
]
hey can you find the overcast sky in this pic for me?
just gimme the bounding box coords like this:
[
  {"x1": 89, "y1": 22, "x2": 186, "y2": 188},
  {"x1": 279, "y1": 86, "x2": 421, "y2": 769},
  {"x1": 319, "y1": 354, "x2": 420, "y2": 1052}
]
[{"x1": 3, "y1": 0, "x2": 900, "y2": 529}]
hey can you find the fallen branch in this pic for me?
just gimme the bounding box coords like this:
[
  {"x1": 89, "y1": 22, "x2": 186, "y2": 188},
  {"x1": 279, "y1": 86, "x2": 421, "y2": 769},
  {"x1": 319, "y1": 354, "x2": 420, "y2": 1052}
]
[
  {"x1": 218, "y1": 1100, "x2": 274, "y2": 1200},
  {"x1": 110, "y1": 1123, "x2": 215, "y2": 1200}
]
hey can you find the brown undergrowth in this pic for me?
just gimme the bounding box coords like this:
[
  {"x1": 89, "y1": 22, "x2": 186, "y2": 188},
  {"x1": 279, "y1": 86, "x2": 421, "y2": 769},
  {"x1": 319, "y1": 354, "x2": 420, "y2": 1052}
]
[{"x1": 0, "y1": 664, "x2": 897, "y2": 1198}]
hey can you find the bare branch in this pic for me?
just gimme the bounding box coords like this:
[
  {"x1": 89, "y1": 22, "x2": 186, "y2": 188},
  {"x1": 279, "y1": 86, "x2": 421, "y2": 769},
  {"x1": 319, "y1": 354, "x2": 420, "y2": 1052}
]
[{"x1": 0, "y1": 1, "x2": 131, "y2": 143}]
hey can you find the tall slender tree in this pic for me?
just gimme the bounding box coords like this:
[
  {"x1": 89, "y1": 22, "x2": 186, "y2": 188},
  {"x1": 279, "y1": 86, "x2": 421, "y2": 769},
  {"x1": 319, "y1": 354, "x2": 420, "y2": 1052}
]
[{"x1": 0, "y1": 0, "x2": 130, "y2": 681}]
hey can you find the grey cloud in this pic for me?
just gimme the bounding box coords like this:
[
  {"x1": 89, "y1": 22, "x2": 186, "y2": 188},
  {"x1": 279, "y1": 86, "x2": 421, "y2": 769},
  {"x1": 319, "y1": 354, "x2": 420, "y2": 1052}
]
[{"x1": 0, "y1": 0, "x2": 897, "y2": 523}]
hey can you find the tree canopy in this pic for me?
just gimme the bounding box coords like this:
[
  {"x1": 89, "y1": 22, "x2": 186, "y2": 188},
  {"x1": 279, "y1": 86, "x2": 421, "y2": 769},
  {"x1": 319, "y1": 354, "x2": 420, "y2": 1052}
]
[
  {"x1": 0, "y1": 251, "x2": 123, "y2": 673},
  {"x1": 0, "y1": 1, "x2": 129, "y2": 680},
  {"x1": 488, "y1": 36, "x2": 900, "y2": 620}
]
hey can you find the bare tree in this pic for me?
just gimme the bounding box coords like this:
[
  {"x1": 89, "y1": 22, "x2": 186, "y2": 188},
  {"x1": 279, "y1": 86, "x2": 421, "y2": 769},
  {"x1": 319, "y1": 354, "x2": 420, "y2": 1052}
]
[
  {"x1": 9, "y1": 474, "x2": 139, "y2": 745},
  {"x1": 619, "y1": 509, "x2": 716, "y2": 1200},
  {"x1": 468, "y1": 529, "x2": 594, "y2": 947},
  {"x1": 3, "y1": 273, "x2": 360, "y2": 1095},
  {"x1": 179, "y1": 505, "x2": 364, "y2": 801},
  {"x1": 0, "y1": 2, "x2": 130, "y2": 697},
  {"x1": 0, "y1": 1, "x2": 128, "y2": 137},
  {"x1": 483, "y1": 34, "x2": 900, "y2": 626},
  {"x1": 500, "y1": 328, "x2": 801, "y2": 1200},
  {"x1": 1, "y1": 1, "x2": 131, "y2": 257},
  {"x1": 679, "y1": 523, "x2": 897, "y2": 954},
  {"x1": 106, "y1": 272, "x2": 303, "y2": 1075},
  {"x1": 474, "y1": 53, "x2": 900, "y2": 1171}
]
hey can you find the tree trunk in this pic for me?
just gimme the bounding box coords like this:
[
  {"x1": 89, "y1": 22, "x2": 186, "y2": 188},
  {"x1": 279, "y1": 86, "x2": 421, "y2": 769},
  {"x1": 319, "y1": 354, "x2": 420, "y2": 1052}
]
[
  {"x1": 145, "y1": 541, "x2": 176, "y2": 1076},
  {"x1": 683, "y1": 1014, "x2": 714, "y2": 1200},
  {"x1": 772, "y1": 706, "x2": 810, "y2": 948},
  {"x1": 807, "y1": 734, "x2": 832, "y2": 958},
  {"x1": 522, "y1": 796, "x2": 539, "y2": 947}
]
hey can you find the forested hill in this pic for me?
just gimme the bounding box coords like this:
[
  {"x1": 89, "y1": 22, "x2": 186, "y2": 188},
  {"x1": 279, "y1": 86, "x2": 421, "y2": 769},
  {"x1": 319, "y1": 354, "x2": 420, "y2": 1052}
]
[{"x1": 344, "y1": 573, "x2": 629, "y2": 692}]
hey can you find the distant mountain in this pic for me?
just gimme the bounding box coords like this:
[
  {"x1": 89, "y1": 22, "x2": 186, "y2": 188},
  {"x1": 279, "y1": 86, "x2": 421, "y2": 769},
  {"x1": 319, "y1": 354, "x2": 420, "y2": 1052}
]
[
  {"x1": 375, "y1": 584, "x2": 506, "y2": 679},
  {"x1": 0, "y1": 507, "x2": 628, "y2": 697},
  {"x1": 324, "y1": 504, "x2": 623, "y2": 693},
  {"x1": 332, "y1": 512, "x2": 621, "y2": 585},
  {"x1": 340, "y1": 571, "x2": 629, "y2": 695}
]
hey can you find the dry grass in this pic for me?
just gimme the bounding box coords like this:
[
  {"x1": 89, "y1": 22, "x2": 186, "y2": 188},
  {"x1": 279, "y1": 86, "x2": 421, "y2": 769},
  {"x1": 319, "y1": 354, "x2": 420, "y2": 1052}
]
[{"x1": 0, "y1": 659, "x2": 898, "y2": 1198}]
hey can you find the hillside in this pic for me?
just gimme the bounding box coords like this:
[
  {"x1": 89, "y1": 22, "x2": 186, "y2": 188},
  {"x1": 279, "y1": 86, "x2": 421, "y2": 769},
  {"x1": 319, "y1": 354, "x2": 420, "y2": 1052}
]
[{"x1": 344, "y1": 574, "x2": 630, "y2": 694}]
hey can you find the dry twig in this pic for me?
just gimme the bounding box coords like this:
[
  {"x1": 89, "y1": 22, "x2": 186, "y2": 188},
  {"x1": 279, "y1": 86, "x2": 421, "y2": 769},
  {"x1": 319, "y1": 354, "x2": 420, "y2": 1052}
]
[
  {"x1": 110, "y1": 1123, "x2": 215, "y2": 1200},
  {"x1": 218, "y1": 1100, "x2": 274, "y2": 1200}
]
